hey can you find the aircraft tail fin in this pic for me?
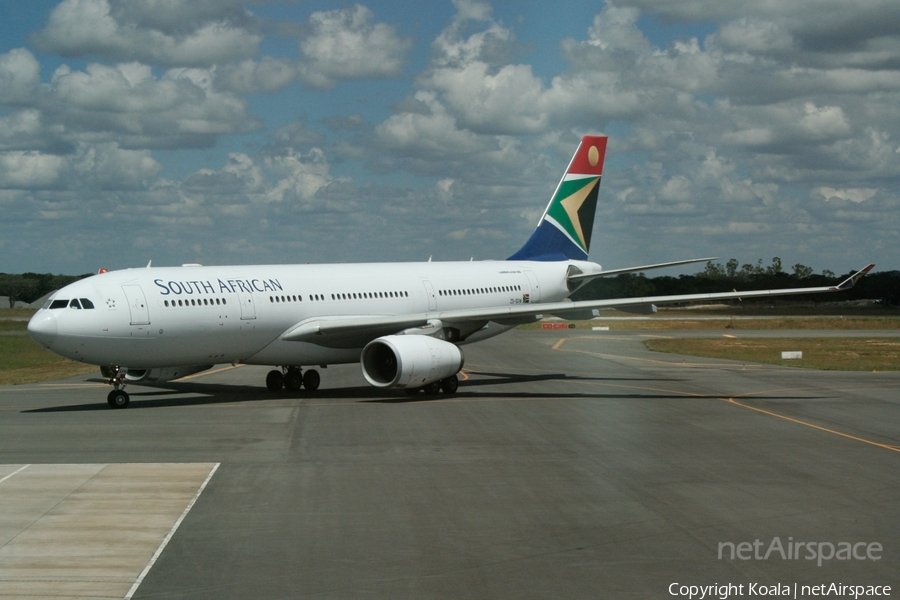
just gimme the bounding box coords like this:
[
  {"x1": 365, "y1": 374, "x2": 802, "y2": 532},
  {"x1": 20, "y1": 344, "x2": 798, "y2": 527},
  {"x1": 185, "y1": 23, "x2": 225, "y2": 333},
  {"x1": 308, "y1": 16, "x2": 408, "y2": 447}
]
[{"x1": 508, "y1": 135, "x2": 608, "y2": 261}]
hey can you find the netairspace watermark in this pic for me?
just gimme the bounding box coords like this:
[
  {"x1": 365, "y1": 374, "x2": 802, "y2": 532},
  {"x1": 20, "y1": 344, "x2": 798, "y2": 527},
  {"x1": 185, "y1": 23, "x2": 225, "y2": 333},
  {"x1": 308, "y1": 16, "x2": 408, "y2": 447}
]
[
  {"x1": 719, "y1": 537, "x2": 883, "y2": 568},
  {"x1": 668, "y1": 583, "x2": 892, "y2": 599}
]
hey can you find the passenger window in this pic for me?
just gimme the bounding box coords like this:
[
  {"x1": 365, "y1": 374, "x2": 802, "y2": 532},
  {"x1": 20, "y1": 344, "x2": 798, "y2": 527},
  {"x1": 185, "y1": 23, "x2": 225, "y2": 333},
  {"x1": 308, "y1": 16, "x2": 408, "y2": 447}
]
[
  {"x1": 50, "y1": 299, "x2": 68, "y2": 309},
  {"x1": 69, "y1": 299, "x2": 82, "y2": 309}
]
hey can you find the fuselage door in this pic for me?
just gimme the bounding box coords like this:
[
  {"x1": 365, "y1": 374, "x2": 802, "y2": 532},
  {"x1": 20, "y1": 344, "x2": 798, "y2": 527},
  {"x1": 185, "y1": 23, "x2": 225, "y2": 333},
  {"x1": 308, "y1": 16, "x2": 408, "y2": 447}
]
[
  {"x1": 423, "y1": 280, "x2": 437, "y2": 311},
  {"x1": 524, "y1": 270, "x2": 541, "y2": 303},
  {"x1": 238, "y1": 290, "x2": 256, "y2": 320},
  {"x1": 122, "y1": 285, "x2": 150, "y2": 325}
]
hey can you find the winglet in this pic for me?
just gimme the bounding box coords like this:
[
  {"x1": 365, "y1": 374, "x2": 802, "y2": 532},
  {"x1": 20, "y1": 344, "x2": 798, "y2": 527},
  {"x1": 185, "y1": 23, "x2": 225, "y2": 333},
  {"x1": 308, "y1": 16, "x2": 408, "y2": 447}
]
[{"x1": 835, "y1": 263, "x2": 875, "y2": 290}]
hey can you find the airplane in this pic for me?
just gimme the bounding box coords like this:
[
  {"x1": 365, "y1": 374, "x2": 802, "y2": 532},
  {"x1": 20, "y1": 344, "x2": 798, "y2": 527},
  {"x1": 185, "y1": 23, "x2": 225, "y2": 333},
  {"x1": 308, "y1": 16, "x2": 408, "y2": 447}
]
[{"x1": 27, "y1": 135, "x2": 875, "y2": 408}]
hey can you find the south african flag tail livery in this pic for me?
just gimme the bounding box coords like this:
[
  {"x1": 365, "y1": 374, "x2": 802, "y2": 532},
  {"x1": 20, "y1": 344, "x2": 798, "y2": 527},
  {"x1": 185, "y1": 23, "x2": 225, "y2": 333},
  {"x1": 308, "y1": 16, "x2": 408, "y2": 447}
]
[{"x1": 508, "y1": 136, "x2": 608, "y2": 262}]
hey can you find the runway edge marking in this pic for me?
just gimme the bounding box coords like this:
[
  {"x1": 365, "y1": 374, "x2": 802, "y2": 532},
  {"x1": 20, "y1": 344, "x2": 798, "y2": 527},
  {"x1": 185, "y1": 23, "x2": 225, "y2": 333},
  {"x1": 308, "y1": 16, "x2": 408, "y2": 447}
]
[
  {"x1": 124, "y1": 462, "x2": 221, "y2": 600},
  {"x1": 725, "y1": 398, "x2": 900, "y2": 454}
]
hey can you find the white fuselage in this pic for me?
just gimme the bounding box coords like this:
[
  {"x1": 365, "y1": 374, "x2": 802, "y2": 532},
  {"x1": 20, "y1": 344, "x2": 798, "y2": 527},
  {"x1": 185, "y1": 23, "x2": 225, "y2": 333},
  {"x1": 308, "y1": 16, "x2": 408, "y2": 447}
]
[{"x1": 29, "y1": 259, "x2": 591, "y2": 369}]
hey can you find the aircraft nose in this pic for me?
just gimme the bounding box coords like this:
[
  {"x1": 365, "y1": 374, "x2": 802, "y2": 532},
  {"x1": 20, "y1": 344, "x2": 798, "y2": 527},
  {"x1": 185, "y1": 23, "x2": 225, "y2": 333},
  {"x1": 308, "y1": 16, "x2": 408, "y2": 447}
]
[{"x1": 28, "y1": 311, "x2": 58, "y2": 348}]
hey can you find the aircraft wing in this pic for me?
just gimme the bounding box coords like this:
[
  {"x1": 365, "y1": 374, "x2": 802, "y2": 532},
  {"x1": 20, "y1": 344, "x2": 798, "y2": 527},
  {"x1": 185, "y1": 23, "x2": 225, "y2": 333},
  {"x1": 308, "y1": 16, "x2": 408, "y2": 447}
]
[
  {"x1": 281, "y1": 264, "x2": 874, "y2": 348},
  {"x1": 281, "y1": 314, "x2": 432, "y2": 347},
  {"x1": 442, "y1": 263, "x2": 875, "y2": 323}
]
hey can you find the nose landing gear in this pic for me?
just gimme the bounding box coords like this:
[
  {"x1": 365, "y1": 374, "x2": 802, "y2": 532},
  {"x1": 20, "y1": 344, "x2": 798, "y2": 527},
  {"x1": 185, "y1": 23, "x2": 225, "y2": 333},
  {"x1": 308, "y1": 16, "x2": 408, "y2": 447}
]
[{"x1": 105, "y1": 366, "x2": 130, "y2": 408}]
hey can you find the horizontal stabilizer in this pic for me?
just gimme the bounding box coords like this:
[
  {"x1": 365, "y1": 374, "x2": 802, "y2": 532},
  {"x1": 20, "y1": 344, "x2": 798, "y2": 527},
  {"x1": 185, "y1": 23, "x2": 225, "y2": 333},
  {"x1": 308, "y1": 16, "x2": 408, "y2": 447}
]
[{"x1": 568, "y1": 257, "x2": 718, "y2": 283}]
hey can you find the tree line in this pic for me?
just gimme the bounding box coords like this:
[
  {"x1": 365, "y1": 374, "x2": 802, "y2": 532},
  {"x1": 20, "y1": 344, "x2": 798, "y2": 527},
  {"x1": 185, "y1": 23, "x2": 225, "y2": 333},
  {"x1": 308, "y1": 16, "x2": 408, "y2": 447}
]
[
  {"x1": 0, "y1": 272, "x2": 93, "y2": 308},
  {"x1": 571, "y1": 258, "x2": 899, "y2": 305}
]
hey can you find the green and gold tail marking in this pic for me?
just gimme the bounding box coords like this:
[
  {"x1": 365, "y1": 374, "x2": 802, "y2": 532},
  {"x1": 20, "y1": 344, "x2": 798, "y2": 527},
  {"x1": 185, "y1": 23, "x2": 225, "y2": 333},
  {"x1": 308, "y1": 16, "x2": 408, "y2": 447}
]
[{"x1": 545, "y1": 176, "x2": 600, "y2": 254}]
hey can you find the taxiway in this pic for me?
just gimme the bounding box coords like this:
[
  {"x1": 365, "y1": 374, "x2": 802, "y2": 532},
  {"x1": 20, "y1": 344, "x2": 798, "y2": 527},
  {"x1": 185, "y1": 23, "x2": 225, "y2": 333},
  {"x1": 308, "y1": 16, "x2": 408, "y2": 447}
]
[{"x1": 1, "y1": 329, "x2": 898, "y2": 598}]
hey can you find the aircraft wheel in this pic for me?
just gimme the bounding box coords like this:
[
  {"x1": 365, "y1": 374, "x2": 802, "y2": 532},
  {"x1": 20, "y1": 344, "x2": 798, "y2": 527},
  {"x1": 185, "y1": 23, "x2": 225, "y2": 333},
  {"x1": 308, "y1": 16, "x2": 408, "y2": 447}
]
[
  {"x1": 440, "y1": 375, "x2": 459, "y2": 394},
  {"x1": 424, "y1": 381, "x2": 441, "y2": 394},
  {"x1": 266, "y1": 370, "x2": 284, "y2": 391},
  {"x1": 284, "y1": 369, "x2": 302, "y2": 391},
  {"x1": 107, "y1": 389, "x2": 130, "y2": 409},
  {"x1": 302, "y1": 369, "x2": 320, "y2": 391}
]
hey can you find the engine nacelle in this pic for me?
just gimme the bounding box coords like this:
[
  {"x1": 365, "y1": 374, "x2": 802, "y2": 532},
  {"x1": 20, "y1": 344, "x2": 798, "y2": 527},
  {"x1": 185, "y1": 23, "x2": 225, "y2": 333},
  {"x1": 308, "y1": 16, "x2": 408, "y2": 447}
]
[
  {"x1": 123, "y1": 365, "x2": 214, "y2": 383},
  {"x1": 361, "y1": 335, "x2": 464, "y2": 389}
]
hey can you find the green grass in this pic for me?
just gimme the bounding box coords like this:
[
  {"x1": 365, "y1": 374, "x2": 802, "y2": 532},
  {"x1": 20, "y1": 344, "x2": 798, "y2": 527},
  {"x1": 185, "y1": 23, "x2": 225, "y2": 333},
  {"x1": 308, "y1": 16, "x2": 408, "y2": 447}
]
[
  {"x1": 1, "y1": 308, "x2": 39, "y2": 318},
  {"x1": 644, "y1": 337, "x2": 900, "y2": 371},
  {"x1": 0, "y1": 317, "x2": 97, "y2": 385}
]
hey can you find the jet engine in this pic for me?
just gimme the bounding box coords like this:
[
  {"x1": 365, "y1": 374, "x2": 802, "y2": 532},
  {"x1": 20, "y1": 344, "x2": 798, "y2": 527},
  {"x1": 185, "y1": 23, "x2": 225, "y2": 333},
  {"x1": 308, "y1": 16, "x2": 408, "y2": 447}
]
[
  {"x1": 123, "y1": 365, "x2": 214, "y2": 383},
  {"x1": 361, "y1": 335, "x2": 464, "y2": 389}
]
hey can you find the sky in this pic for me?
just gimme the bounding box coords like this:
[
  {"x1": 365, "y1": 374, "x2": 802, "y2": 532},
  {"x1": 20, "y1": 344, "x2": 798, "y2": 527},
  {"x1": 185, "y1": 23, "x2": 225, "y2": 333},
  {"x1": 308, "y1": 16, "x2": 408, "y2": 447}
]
[{"x1": 1, "y1": 0, "x2": 898, "y2": 276}]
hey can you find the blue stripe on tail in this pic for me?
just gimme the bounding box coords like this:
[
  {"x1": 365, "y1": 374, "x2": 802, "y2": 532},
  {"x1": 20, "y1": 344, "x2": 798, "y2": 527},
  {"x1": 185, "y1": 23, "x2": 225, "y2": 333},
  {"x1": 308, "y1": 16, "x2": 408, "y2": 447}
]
[{"x1": 507, "y1": 221, "x2": 589, "y2": 262}]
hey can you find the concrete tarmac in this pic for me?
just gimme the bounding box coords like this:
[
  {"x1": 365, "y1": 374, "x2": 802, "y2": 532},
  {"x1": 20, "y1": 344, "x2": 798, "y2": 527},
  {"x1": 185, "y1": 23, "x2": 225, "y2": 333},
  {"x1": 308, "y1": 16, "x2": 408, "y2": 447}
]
[{"x1": 0, "y1": 329, "x2": 898, "y2": 599}]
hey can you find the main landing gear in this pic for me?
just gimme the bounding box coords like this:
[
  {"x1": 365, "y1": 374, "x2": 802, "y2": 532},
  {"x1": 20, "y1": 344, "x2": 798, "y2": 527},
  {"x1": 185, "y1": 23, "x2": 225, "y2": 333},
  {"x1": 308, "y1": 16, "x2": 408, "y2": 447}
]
[
  {"x1": 104, "y1": 366, "x2": 130, "y2": 409},
  {"x1": 404, "y1": 375, "x2": 459, "y2": 396},
  {"x1": 266, "y1": 366, "x2": 321, "y2": 392}
]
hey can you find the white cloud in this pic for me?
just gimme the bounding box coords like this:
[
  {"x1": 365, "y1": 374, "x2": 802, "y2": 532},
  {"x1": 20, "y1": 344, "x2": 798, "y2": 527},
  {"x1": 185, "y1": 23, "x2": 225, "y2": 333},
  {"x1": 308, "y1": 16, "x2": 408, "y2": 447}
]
[
  {"x1": 811, "y1": 187, "x2": 878, "y2": 203},
  {"x1": 720, "y1": 102, "x2": 852, "y2": 151},
  {"x1": 33, "y1": 0, "x2": 261, "y2": 67},
  {"x1": 0, "y1": 152, "x2": 69, "y2": 190},
  {"x1": 0, "y1": 48, "x2": 41, "y2": 105},
  {"x1": 3, "y1": 0, "x2": 899, "y2": 275},
  {"x1": 0, "y1": 110, "x2": 61, "y2": 152},
  {"x1": 48, "y1": 61, "x2": 257, "y2": 147},
  {"x1": 264, "y1": 148, "x2": 336, "y2": 204},
  {"x1": 181, "y1": 146, "x2": 338, "y2": 209},
  {"x1": 298, "y1": 4, "x2": 411, "y2": 89},
  {"x1": 376, "y1": 91, "x2": 484, "y2": 157},
  {"x1": 414, "y1": 0, "x2": 552, "y2": 135},
  {"x1": 422, "y1": 63, "x2": 547, "y2": 134},
  {"x1": 75, "y1": 143, "x2": 162, "y2": 190},
  {"x1": 713, "y1": 18, "x2": 794, "y2": 55},
  {"x1": 214, "y1": 58, "x2": 298, "y2": 94},
  {"x1": 431, "y1": 0, "x2": 518, "y2": 68}
]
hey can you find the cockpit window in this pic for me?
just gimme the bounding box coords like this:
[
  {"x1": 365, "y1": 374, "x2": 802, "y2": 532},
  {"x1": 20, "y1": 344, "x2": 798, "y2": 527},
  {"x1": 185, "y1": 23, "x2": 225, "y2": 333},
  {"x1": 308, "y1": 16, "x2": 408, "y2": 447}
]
[
  {"x1": 49, "y1": 299, "x2": 69, "y2": 309},
  {"x1": 80, "y1": 298, "x2": 95, "y2": 309},
  {"x1": 69, "y1": 299, "x2": 82, "y2": 309}
]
